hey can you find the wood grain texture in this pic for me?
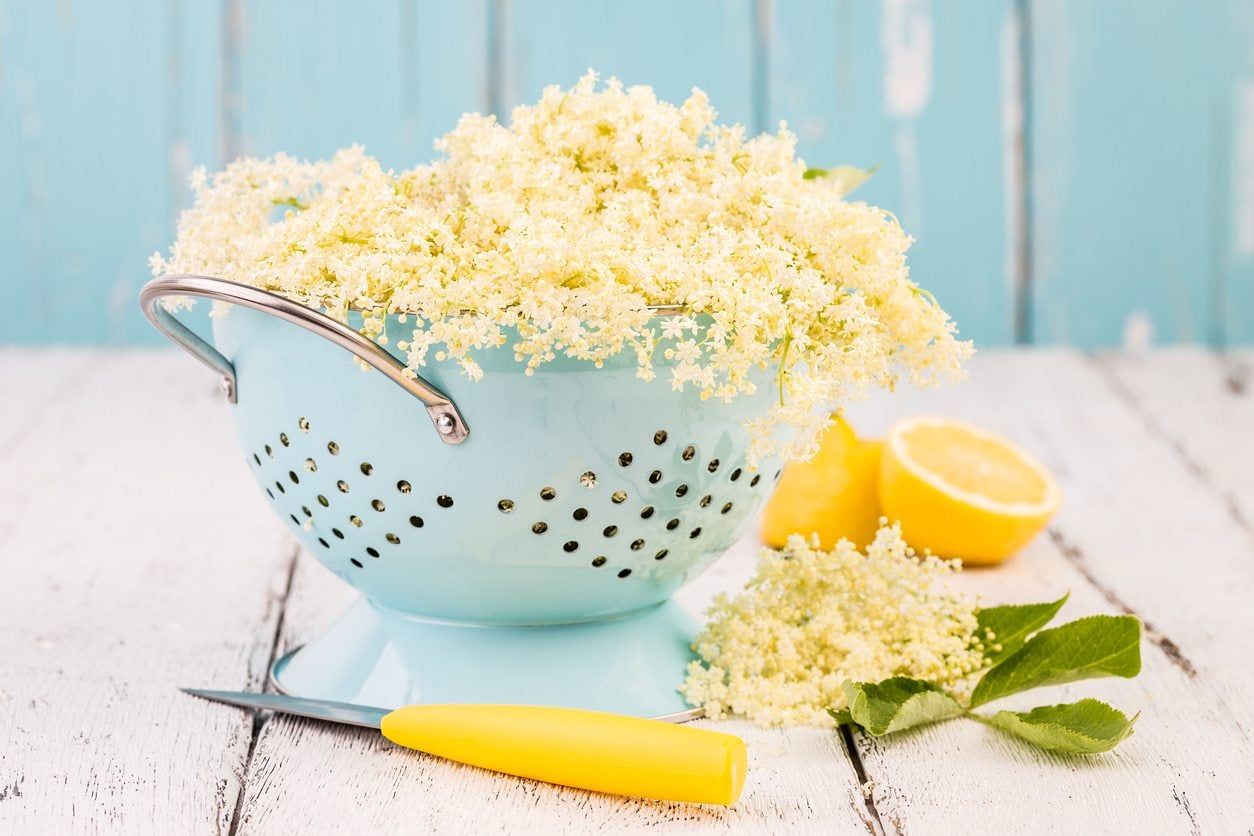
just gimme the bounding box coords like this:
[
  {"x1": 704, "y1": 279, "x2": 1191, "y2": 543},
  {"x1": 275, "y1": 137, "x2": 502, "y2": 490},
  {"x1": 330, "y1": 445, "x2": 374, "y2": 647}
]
[
  {"x1": 0, "y1": 351, "x2": 295, "y2": 833},
  {"x1": 497, "y1": 0, "x2": 755, "y2": 129},
  {"x1": 1100, "y1": 347, "x2": 1254, "y2": 525},
  {"x1": 0, "y1": 0, "x2": 221, "y2": 345},
  {"x1": 229, "y1": 540, "x2": 877, "y2": 834},
  {"x1": 842, "y1": 350, "x2": 1254, "y2": 832},
  {"x1": 1028, "y1": 0, "x2": 1253, "y2": 348},
  {"x1": 236, "y1": 0, "x2": 487, "y2": 170},
  {"x1": 769, "y1": 0, "x2": 1018, "y2": 347},
  {"x1": 7, "y1": 350, "x2": 1254, "y2": 832}
]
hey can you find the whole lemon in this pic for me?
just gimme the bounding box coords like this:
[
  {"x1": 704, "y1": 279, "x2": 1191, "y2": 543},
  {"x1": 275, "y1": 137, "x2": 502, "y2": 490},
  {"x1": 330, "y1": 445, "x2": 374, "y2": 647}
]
[{"x1": 761, "y1": 415, "x2": 882, "y2": 550}]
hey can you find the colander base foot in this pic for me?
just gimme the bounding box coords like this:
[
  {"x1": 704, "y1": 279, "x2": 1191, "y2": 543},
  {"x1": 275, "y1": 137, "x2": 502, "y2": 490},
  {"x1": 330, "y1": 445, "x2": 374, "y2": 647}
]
[{"x1": 269, "y1": 597, "x2": 702, "y2": 721}]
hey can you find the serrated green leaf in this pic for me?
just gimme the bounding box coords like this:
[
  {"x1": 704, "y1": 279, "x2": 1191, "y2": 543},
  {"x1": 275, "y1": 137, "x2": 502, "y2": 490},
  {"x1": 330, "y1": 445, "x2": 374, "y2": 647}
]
[
  {"x1": 842, "y1": 677, "x2": 964, "y2": 736},
  {"x1": 827, "y1": 708, "x2": 854, "y2": 725},
  {"x1": 970, "y1": 615, "x2": 1142, "y2": 707},
  {"x1": 983, "y1": 699, "x2": 1138, "y2": 754},
  {"x1": 976, "y1": 594, "x2": 1069, "y2": 665},
  {"x1": 802, "y1": 164, "x2": 878, "y2": 196}
]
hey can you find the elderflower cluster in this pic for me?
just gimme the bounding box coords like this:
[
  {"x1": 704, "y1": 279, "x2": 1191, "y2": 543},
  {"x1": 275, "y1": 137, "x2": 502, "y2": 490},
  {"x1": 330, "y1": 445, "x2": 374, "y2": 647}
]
[
  {"x1": 680, "y1": 524, "x2": 987, "y2": 726},
  {"x1": 151, "y1": 72, "x2": 970, "y2": 464}
]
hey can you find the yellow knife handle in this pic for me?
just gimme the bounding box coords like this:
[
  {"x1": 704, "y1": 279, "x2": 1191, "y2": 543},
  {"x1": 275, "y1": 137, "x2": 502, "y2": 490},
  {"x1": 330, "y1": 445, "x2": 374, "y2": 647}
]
[{"x1": 380, "y1": 703, "x2": 746, "y2": 805}]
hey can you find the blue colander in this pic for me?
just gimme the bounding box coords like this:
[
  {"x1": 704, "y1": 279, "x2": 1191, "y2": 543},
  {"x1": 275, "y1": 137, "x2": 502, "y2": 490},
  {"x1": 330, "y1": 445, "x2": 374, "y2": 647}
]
[{"x1": 141, "y1": 275, "x2": 781, "y2": 718}]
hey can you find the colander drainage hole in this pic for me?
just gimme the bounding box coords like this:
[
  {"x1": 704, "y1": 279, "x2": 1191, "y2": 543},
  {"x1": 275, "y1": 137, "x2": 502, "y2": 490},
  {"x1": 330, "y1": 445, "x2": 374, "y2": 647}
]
[
  {"x1": 386, "y1": 533, "x2": 400, "y2": 544},
  {"x1": 666, "y1": 518, "x2": 680, "y2": 531},
  {"x1": 603, "y1": 525, "x2": 618, "y2": 537},
  {"x1": 288, "y1": 471, "x2": 299, "y2": 484},
  {"x1": 366, "y1": 547, "x2": 380, "y2": 558},
  {"x1": 699, "y1": 495, "x2": 712, "y2": 508},
  {"x1": 640, "y1": 505, "x2": 654, "y2": 519},
  {"x1": 563, "y1": 540, "x2": 579, "y2": 553},
  {"x1": 361, "y1": 462, "x2": 374, "y2": 476},
  {"x1": 265, "y1": 445, "x2": 273, "y2": 458},
  {"x1": 690, "y1": 527, "x2": 703, "y2": 539},
  {"x1": 611, "y1": 491, "x2": 627, "y2": 504},
  {"x1": 648, "y1": 470, "x2": 662, "y2": 484},
  {"x1": 630, "y1": 539, "x2": 645, "y2": 551},
  {"x1": 372, "y1": 499, "x2": 386, "y2": 512},
  {"x1": 721, "y1": 502, "x2": 733, "y2": 514},
  {"x1": 730, "y1": 468, "x2": 742, "y2": 482},
  {"x1": 280, "y1": 432, "x2": 290, "y2": 447},
  {"x1": 350, "y1": 515, "x2": 363, "y2": 528},
  {"x1": 298, "y1": 417, "x2": 310, "y2": 432},
  {"x1": 274, "y1": 481, "x2": 285, "y2": 494},
  {"x1": 305, "y1": 458, "x2": 318, "y2": 472},
  {"x1": 318, "y1": 537, "x2": 329, "y2": 548},
  {"x1": 655, "y1": 549, "x2": 668, "y2": 561},
  {"x1": 437, "y1": 495, "x2": 454, "y2": 508},
  {"x1": 498, "y1": 499, "x2": 515, "y2": 513},
  {"x1": 266, "y1": 488, "x2": 275, "y2": 500},
  {"x1": 410, "y1": 515, "x2": 425, "y2": 528},
  {"x1": 572, "y1": 508, "x2": 588, "y2": 521},
  {"x1": 289, "y1": 514, "x2": 300, "y2": 525},
  {"x1": 253, "y1": 453, "x2": 261, "y2": 466},
  {"x1": 618, "y1": 452, "x2": 633, "y2": 467},
  {"x1": 317, "y1": 495, "x2": 330, "y2": 507},
  {"x1": 397, "y1": 480, "x2": 412, "y2": 494},
  {"x1": 654, "y1": 430, "x2": 668, "y2": 445},
  {"x1": 750, "y1": 474, "x2": 761, "y2": 487},
  {"x1": 540, "y1": 487, "x2": 557, "y2": 501},
  {"x1": 708, "y1": 459, "x2": 720, "y2": 473},
  {"x1": 617, "y1": 569, "x2": 632, "y2": 579},
  {"x1": 328, "y1": 441, "x2": 340, "y2": 455},
  {"x1": 681, "y1": 445, "x2": 696, "y2": 461},
  {"x1": 332, "y1": 528, "x2": 345, "y2": 539},
  {"x1": 580, "y1": 471, "x2": 598, "y2": 488},
  {"x1": 302, "y1": 506, "x2": 312, "y2": 517},
  {"x1": 591, "y1": 556, "x2": 607, "y2": 567},
  {"x1": 337, "y1": 480, "x2": 350, "y2": 493},
  {"x1": 675, "y1": 484, "x2": 689, "y2": 497},
  {"x1": 532, "y1": 522, "x2": 548, "y2": 534},
  {"x1": 350, "y1": 558, "x2": 364, "y2": 568}
]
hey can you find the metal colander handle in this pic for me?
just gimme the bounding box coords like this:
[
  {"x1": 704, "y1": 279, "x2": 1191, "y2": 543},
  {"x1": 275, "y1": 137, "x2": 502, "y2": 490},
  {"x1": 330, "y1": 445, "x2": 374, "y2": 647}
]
[{"x1": 139, "y1": 274, "x2": 469, "y2": 444}]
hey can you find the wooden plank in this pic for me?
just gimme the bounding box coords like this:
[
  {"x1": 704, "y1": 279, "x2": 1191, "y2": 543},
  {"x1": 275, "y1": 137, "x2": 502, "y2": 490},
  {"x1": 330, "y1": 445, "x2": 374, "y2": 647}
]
[
  {"x1": 770, "y1": 0, "x2": 1018, "y2": 346},
  {"x1": 840, "y1": 349, "x2": 1254, "y2": 831},
  {"x1": 0, "y1": 351, "x2": 296, "y2": 832},
  {"x1": 0, "y1": 0, "x2": 221, "y2": 345},
  {"x1": 498, "y1": 0, "x2": 755, "y2": 129},
  {"x1": 0, "y1": 348, "x2": 86, "y2": 441},
  {"x1": 230, "y1": 539, "x2": 876, "y2": 833},
  {"x1": 236, "y1": 0, "x2": 488, "y2": 171},
  {"x1": 1100, "y1": 347, "x2": 1254, "y2": 522},
  {"x1": 1029, "y1": 0, "x2": 1251, "y2": 347}
]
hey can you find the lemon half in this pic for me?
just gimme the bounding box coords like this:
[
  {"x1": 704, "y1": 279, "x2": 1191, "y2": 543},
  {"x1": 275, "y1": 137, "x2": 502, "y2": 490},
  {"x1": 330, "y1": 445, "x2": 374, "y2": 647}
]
[{"x1": 879, "y1": 416, "x2": 1060, "y2": 564}]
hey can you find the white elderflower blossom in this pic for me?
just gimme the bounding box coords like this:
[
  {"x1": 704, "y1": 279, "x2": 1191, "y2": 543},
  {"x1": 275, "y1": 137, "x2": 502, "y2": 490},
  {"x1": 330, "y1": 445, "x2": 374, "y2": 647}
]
[
  {"x1": 679, "y1": 524, "x2": 987, "y2": 726},
  {"x1": 153, "y1": 72, "x2": 970, "y2": 464}
]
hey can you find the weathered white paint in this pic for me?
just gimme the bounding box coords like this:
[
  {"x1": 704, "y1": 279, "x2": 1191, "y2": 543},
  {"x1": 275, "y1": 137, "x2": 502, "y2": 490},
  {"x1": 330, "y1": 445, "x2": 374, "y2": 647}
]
[
  {"x1": 880, "y1": 0, "x2": 932, "y2": 119},
  {"x1": 8, "y1": 348, "x2": 1254, "y2": 833},
  {"x1": 0, "y1": 351, "x2": 296, "y2": 833}
]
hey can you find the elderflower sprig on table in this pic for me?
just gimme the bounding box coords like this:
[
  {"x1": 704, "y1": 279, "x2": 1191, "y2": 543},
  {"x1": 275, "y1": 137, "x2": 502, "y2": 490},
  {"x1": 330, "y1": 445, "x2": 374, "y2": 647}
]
[{"x1": 151, "y1": 72, "x2": 971, "y2": 465}]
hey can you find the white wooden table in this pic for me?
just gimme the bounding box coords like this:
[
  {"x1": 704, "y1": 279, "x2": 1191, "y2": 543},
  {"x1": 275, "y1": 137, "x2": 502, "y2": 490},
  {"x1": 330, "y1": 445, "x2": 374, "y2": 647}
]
[{"x1": 4, "y1": 347, "x2": 1253, "y2": 834}]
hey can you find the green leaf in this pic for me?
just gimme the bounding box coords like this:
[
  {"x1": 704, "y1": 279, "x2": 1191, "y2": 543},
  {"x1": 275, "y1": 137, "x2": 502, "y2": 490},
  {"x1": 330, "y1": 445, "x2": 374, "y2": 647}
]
[
  {"x1": 841, "y1": 677, "x2": 964, "y2": 736},
  {"x1": 976, "y1": 594, "x2": 1069, "y2": 665},
  {"x1": 983, "y1": 699, "x2": 1138, "y2": 754},
  {"x1": 802, "y1": 164, "x2": 878, "y2": 196},
  {"x1": 827, "y1": 708, "x2": 854, "y2": 726},
  {"x1": 970, "y1": 615, "x2": 1142, "y2": 707}
]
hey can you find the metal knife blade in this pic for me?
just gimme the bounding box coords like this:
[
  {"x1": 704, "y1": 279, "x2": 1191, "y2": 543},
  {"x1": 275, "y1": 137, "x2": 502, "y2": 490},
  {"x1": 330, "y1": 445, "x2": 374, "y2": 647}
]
[{"x1": 182, "y1": 688, "x2": 390, "y2": 729}]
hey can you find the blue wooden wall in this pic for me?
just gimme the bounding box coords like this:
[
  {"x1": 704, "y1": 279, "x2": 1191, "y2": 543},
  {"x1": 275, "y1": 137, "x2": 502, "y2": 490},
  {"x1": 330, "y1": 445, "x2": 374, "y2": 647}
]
[{"x1": 1, "y1": 0, "x2": 1250, "y2": 347}]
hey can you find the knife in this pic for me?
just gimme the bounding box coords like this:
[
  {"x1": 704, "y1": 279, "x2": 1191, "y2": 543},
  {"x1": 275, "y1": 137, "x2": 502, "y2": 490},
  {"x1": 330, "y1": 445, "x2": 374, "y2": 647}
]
[{"x1": 183, "y1": 689, "x2": 747, "y2": 806}]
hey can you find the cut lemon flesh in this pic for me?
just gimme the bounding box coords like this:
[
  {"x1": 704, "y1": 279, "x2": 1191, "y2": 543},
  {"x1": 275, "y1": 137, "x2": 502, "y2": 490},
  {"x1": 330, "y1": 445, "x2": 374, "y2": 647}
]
[{"x1": 879, "y1": 416, "x2": 1060, "y2": 564}]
